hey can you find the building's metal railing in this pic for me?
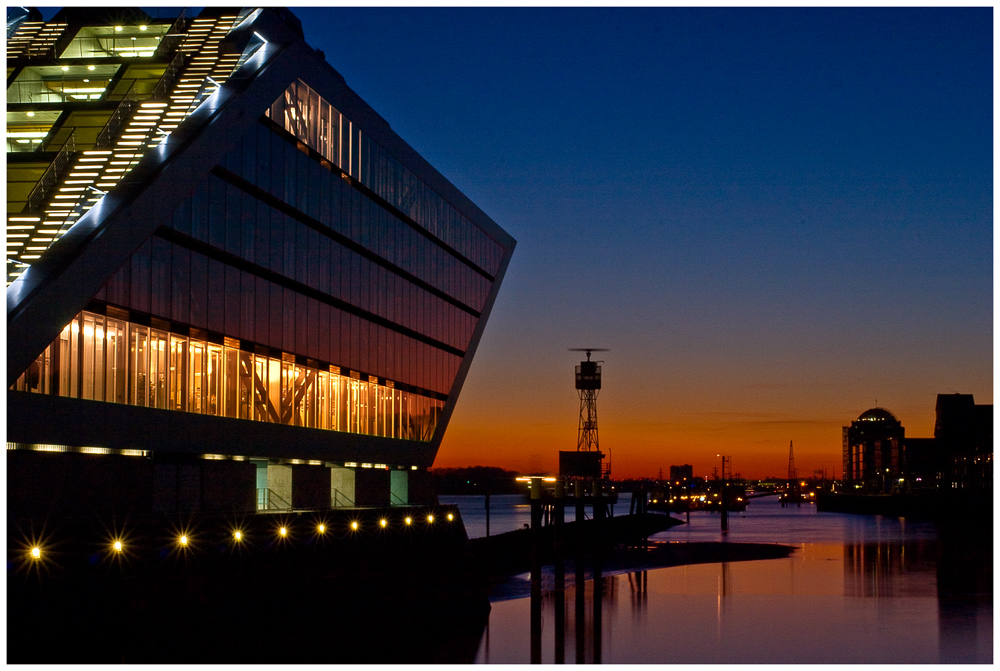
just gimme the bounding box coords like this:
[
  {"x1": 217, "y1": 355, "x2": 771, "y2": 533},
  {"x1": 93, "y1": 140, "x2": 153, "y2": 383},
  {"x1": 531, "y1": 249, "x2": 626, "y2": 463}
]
[
  {"x1": 153, "y1": 10, "x2": 188, "y2": 58},
  {"x1": 257, "y1": 487, "x2": 293, "y2": 511},
  {"x1": 149, "y1": 51, "x2": 188, "y2": 101},
  {"x1": 94, "y1": 81, "x2": 138, "y2": 148},
  {"x1": 332, "y1": 488, "x2": 355, "y2": 508},
  {"x1": 24, "y1": 130, "x2": 76, "y2": 213}
]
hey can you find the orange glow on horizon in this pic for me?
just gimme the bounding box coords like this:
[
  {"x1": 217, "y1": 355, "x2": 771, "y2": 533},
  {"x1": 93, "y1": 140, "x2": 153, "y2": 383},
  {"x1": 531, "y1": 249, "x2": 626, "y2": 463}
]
[{"x1": 436, "y1": 381, "x2": 989, "y2": 480}]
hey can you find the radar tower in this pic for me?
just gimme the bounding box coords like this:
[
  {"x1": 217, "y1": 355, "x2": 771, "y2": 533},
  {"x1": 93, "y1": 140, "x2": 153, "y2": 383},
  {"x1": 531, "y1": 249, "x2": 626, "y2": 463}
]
[{"x1": 569, "y1": 348, "x2": 609, "y2": 479}]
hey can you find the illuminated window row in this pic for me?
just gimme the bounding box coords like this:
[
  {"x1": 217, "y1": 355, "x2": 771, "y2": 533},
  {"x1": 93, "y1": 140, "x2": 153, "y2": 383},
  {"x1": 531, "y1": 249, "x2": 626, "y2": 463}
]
[
  {"x1": 12, "y1": 310, "x2": 444, "y2": 441},
  {"x1": 6, "y1": 442, "x2": 148, "y2": 457},
  {"x1": 98, "y1": 234, "x2": 462, "y2": 395}
]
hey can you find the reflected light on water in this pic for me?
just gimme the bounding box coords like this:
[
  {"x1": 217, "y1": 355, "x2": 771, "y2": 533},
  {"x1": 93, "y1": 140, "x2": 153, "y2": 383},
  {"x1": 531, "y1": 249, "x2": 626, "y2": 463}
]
[
  {"x1": 477, "y1": 546, "x2": 990, "y2": 663},
  {"x1": 467, "y1": 497, "x2": 991, "y2": 664}
]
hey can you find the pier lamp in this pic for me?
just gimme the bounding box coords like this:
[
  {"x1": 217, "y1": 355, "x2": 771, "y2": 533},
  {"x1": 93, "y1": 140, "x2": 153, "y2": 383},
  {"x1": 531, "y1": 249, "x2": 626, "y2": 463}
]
[
  {"x1": 447, "y1": 513, "x2": 454, "y2": 522},
  {"x1": 380, "y1": 518, "x2": 388, "y2": 528},
  {"x1": 233, "y1": 530, "x2": 243, "y2": 542},
  {"x1": 427, "y1": 514, "x2": 434, "y2": 524},
  {"x1": 113, "y1": 540, "x2": 123, "y2": 553},
  {"x1": 317, "y1": 524, "x2": 326, "y2": 534},
  {"x1": 279, "y1": 526, "x2": 287, "y2": 537},
  {"x1": 179, "y1": 535, "x2": 188, "y2": 546},
  {"x1": 404, "y1": 517, "x2": 412, "y2": 526},
  {"x1": 30, "y1": 547, "x2": 41, "y2": 560},
  {"x1": 351, "y1": 521, "x2": 359, "y2": 531}
]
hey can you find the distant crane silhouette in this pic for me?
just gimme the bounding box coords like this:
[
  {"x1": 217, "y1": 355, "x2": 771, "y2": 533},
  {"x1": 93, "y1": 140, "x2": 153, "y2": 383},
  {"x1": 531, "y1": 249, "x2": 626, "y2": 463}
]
[
  {"x1": 787, "y1": 440, "x2": 796, "y2": 483},
  {"x1": 784, "y1": 440, "x2": 801, "y2": 507}
]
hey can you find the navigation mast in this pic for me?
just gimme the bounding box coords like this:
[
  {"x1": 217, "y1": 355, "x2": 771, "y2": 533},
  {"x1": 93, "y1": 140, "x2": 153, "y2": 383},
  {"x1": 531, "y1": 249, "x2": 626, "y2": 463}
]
[{"x1": 569, "y1": 348, "x2": 609, "y2": 479}]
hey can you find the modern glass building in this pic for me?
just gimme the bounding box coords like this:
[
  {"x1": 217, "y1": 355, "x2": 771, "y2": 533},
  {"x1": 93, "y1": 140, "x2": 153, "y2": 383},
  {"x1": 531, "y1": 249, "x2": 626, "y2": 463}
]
[{"x1": 7, "y1": 7, "x2": 515, "y2": 516}]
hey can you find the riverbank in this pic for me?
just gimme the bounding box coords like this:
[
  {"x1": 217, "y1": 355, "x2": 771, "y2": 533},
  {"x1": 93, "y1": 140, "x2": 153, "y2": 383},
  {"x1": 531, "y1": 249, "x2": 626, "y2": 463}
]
[{"x1": 487, "y1": 539, "x2": 798, "y2": 601}]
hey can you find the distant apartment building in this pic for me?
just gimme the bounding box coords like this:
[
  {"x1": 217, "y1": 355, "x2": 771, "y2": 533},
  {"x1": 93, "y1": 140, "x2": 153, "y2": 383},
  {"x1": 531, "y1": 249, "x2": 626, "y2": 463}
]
[
  {"x1": 669, "y1": 464, "x2": 693, "y2": 483},
  {"x1": 7, "y1": 7, "x2": 515, "y2": 519}
]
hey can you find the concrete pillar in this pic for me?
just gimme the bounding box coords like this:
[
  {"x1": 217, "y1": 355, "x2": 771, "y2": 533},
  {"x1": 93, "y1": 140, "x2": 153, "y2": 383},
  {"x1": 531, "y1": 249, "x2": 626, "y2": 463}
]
[
  {"x1": 330, "y1": 467, "x2": 356, "y2": 507},
  {"x1": 292, "y1": 464, "x2": 330, "y2": 509},
  {"x1": 267, "y1": 464, "x2": 292, "y2": 509},
  {"x1": 152, "y1": 464, "x2": 177, "y2": 514},
  {"x1": 354, "y1": 468, "x2": 390, "y2": 507},
  {"x1": 390, "y1": 469, "x2": 409, "y2": 505},
  {"x1": 201, "y1": 460, "x2": 256, "y2": 513}
]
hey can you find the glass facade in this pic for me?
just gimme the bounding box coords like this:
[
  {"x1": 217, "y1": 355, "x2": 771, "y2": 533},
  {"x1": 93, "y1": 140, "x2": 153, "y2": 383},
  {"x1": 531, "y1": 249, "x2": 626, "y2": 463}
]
[
  {"x1": 267, "y1": 80, "x2": 505, "y2": 277},
  {"x1": 14, "y1": 309, "x2": 443, "y2": 441},
  {"x1": 8, "y1": 9, "x2": 514, "y2": 461},
  {"x1": 58, "y1": 23, "x2": 171, "y2": 59}
]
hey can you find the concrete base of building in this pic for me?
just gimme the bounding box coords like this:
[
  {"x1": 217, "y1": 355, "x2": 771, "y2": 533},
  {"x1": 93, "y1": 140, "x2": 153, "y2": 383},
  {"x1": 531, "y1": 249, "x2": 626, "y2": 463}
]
[{"x1": 7, "y1": 449, "x2": 437, "y2": 520}]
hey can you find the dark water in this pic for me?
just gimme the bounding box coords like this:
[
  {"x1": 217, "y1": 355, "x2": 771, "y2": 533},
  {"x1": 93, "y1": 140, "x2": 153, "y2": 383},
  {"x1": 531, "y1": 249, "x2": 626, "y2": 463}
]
[{"x1": 444, "y1": 494, "x2": 992, "y2": 664}]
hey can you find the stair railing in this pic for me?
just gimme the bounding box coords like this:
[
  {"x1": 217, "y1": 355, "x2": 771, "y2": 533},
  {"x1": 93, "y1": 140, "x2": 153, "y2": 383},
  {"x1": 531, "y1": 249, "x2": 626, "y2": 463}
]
[{"x1": 24, "y1": 129, "x2": 76, "y2": 213}]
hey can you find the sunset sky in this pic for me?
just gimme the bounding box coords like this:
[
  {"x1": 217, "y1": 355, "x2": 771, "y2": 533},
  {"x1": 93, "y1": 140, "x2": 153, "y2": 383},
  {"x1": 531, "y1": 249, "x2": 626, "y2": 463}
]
[{"x1": 290, "y1": 7, "x2": 994, "y2": 480}]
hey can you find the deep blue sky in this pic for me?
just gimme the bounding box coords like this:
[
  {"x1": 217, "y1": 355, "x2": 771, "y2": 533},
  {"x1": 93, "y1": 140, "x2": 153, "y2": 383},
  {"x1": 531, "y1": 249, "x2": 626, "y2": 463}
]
[{"x1": 305, "y1": 7, "x2": 992, "y2": 477}]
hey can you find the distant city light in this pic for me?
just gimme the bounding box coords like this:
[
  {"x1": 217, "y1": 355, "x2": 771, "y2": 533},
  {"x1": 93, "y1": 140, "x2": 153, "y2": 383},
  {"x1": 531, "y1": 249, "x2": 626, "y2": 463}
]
[
  {"x1": 113, "y1": 541, "x2": 122, "y2": 552},
  {"x1": 351, "y1": 521, "x2": 359, "y2": 530},
  {"x1": 447, "y1": 513, "x2": 454, "y2": 521},
  {"x1": 380, "y1": 518, "x2": 387, "y2": 527},
  {"x1": 233, "y1": 530, "x2": 242, "y2": 541},
  {"x1": 279, "y1": 527, "x2": 287, "y2": 537},
  {"x1": 427, "y1": 514, "x2": 434, "y2": 523},
  {"x1": 317, "y1": 524, "x2": 326, "y2": 534},
  {"x1": 31, "y1": 547, "x2": 40, "y2": 559},
  {"x1": 179, "y1": 535, "x2": 188, "y2": 546},
  {"x1": 404, "y1": 517, "x2": 412, "y2": 525}
]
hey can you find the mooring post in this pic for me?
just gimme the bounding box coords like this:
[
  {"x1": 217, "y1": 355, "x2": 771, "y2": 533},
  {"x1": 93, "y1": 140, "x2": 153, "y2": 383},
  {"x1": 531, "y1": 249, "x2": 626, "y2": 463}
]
[
  {"x1": 531, "y1": 478, "x2": 543, "y2": 530},
  {"x1": 575, "y1": 479, "x2": 585, "y2": 523},
  {"x1": 485, "y1": 492, "x2": 491, "y2": 538},
  {"x1": 721, "y1": 479, "x2": 729, "y2": 533},
  {"x1": 530, "y1": 479, "x2": 543, "y2": 663},
  {"x1": 554, "y1": 477, "x2": 566, "y2": 664}
]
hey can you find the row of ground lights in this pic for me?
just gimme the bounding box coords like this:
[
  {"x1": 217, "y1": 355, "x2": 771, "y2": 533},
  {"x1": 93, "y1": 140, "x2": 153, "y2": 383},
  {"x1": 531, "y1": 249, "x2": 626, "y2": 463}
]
[{"x1": 21, "y1": 512, "x2": 456, "y2": 564}]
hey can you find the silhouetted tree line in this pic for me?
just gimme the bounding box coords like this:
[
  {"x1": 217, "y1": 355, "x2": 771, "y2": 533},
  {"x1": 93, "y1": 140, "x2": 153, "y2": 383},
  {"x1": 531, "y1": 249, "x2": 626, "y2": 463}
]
[{"x1": 430, "y1": 466, "x2": 523, "y2": 495}]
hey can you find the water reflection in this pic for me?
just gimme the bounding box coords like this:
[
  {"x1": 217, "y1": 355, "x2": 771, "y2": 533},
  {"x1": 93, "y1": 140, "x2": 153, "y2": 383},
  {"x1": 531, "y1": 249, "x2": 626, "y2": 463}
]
[
  {"x1": 478, "y1": 538, "x2": 991, "y2": 663},
  {"x1": 843, "y1": 539, "x2": 937, "y2": 598}
]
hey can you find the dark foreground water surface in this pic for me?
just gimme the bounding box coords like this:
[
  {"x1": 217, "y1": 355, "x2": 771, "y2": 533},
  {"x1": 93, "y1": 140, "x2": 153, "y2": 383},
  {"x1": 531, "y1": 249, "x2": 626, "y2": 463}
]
[{"x1": 442, "y1": 494, "x2": 992, "y2": 664}]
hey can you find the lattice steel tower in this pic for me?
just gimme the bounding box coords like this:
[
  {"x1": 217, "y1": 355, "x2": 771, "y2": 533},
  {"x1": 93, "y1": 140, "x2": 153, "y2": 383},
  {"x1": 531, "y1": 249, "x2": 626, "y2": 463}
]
[
  {"x1": 787, "y1": 440, "x2": 797, "y2": 483},
  {"x1": 570, "y1": 348, "x2": 607, "y2": 452}
]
